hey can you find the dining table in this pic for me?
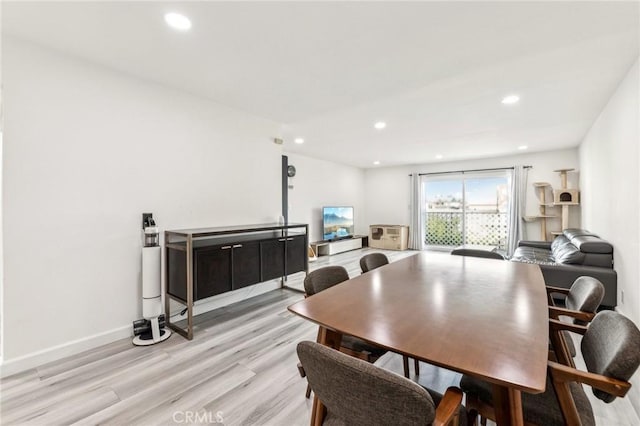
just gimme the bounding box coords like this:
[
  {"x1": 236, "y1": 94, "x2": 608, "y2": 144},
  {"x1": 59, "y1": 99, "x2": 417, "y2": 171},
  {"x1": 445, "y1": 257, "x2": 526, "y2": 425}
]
[{"x1": 288, "y1": 251, "x2": 549, "y2": 426}]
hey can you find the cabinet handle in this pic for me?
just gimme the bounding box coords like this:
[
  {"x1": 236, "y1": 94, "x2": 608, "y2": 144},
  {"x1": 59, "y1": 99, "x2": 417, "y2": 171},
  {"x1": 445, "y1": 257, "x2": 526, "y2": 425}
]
[
  {"x1": 232, "y1": 244, "x2": 243, "y2": 248},
  {"x1": 278, "y1": 238, "x2": 287, "y2": 242},
  {"x1": 221, "y1": 246, "x2": 232, "y2": 250},
  {"x1": 286, "y1": 238, "x2": 294, "y2": 241}
]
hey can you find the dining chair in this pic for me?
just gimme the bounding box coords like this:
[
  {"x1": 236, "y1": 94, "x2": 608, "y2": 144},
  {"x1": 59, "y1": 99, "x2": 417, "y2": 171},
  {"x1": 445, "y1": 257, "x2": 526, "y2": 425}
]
[
  {"x1": 359, "y1": 252, "x2": 418, "y2": 378},
  {"x1": 359, "y1": 252, "x2": 389, "y2": 273},
  {"x1": 546, "y1": 276, "x2": 605, "y2": 364},
  {"x1": 297, "y1": 341, "x2": 466, "y2": 426},
  {"x1": 462, "y1": 310, "x2": 640, "y2": 426},
  {"x1": 298, "y1": 265, "x2": 389, "y2": 398},
  {"x1": 450, "y1": 248, "x2": 505, "y2": 260}
]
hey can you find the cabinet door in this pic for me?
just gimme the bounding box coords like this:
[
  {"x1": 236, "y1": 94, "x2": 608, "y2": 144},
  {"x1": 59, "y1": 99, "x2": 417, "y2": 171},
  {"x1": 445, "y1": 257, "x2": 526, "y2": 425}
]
[
  {"x1": 232, "y1": 241, "x2": 261, "y2": 289},
  {"x1": 194, "y1": 246, "x2": 232, "y2": 300},
  {"x1": 167, "y1": 248, "x2": 187, "y2": 302},
  {"x1": 285, "y1": 235, "x2": 306, "y2": 275},
  {"x1": 261, "y1": 239, "x2": 285, "y2": 281}
]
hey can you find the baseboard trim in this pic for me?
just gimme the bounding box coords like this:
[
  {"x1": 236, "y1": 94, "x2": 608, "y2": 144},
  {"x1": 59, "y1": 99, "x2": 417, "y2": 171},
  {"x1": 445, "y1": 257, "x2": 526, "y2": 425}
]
[{"x1": 0, "y1": 324, "x2": 131, "y2": 377}]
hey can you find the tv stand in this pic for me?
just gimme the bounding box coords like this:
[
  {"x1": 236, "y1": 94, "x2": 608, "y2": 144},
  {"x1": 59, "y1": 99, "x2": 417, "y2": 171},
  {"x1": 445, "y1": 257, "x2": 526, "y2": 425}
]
[{"x1": 312, "y1": 235, "x2": 368, "y2": 256}]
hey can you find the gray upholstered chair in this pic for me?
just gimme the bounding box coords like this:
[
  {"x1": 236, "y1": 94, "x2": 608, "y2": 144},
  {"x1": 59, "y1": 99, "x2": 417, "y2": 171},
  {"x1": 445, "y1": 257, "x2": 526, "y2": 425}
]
[
  {"x1": 304, "y1": 265, "x2": 350, "y2": 295},
  {"x1": 298, "y1": 341, "x2": 465, "y2": 426},
  {"x1": 450, "y1": 248, "x2": 505, "y2": 260},
  {"x1": 462, "y1": 310, "x2": 640, "y2": 426},
  {"x1": 359, "y1": 252, "x2": 389, "y2": 273},
  {"x1": 299, "y1": 266, "x2": 388, "y2": 398},
  {"x1": 546, "y1": 276, "x2": 605, "y2": 362}
]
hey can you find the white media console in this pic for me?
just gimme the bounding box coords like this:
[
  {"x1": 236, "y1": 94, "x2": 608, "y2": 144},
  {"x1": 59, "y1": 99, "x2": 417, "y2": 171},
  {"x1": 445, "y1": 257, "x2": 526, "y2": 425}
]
[{"x1": 311, "y1": 235, "x2": 367, "y2": 256}]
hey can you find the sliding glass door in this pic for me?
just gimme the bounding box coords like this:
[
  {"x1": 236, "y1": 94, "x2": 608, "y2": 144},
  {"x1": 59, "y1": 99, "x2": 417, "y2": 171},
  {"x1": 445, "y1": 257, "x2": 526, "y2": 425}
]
[
  {"x1": 424, "y1": 172, "x2": 509, "y2": 250},
  {"x1": 424, "y1": 178, "x2": 464, "y2": 247}
]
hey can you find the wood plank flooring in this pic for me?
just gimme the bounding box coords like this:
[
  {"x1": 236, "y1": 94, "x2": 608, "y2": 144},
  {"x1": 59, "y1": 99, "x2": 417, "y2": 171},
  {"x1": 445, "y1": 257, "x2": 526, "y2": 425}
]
[{"x1": 1, "y1": 248, "x2": 638, "y2": 425}]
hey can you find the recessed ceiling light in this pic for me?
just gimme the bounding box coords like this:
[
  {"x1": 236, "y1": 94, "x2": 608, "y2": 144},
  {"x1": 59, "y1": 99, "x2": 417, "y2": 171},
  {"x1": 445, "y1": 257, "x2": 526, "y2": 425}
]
[
  {"x1": 501, "y1": 95, "x2": 520, "y2": 105},
  {"x1": 374, "y1": 122, "x2": 386, "y2": 130},
  {"x1": 164, "y1": 12, "x2": 192, "y2": 31},
  {"x1": 373, "y1": 161, "x2": 380, "y2": 165},
  {"x1": 518, "y1": 145, "x2": 528, "y2": 150},
  {"x1": 294, "y1": 138, "x2": 304, "y2": 144},
  {"x1": 435, "y1": 154, "x2": 443, "y2": 160}
]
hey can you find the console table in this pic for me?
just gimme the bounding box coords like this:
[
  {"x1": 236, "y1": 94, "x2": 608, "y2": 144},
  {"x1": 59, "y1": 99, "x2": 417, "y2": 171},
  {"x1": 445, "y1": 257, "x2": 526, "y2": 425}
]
[{"x1": 165, "y1": 223, "x2": 308, "y2": 339}]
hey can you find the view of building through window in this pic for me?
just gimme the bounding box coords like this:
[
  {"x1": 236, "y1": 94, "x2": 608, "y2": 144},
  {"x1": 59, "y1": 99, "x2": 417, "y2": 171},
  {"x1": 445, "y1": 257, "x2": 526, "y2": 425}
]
[{"x1": 424, "y1": 175, "x2": 509, "y2": 248}]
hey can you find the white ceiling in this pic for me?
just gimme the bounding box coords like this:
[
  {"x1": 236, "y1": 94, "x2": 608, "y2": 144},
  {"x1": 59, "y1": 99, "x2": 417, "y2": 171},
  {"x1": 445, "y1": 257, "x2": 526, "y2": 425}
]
[{"x1": 3, "y1": 2, "x2": 639, "y2": 168}]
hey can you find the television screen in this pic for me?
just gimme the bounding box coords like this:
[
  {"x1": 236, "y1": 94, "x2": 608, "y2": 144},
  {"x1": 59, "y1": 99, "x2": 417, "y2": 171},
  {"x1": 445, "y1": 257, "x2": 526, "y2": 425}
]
[{"x1": 323, "y1": 206, "x2": 354, "y2": 240}]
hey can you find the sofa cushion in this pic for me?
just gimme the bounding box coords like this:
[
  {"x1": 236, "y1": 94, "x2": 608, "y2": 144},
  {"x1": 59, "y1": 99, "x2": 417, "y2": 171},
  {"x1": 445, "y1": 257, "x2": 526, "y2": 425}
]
[
  {"x1": 518, "y1": 240, "x2": 552, "y2": 250},
  {"x1": 563, "y1": 229, "x2": 598, "y2": 239},
  {"x1": 553, "y1": 243, "x2": 586, "y2": 264},
  {"x1": 551, "y1": 235, "x2": 571, "y2": 251},
  {"x1": 570, "y1": 235, "x2": 613, "y2": 254},
  {"x1": 511, "y1": 246, "x2": 555, "y2": 265}
]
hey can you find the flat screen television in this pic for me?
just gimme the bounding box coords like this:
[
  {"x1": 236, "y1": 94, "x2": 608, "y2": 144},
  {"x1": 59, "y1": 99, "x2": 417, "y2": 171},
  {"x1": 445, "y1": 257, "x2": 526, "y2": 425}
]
[{"x1": 323, "y1": 206, "x2": 354, "y2": 241}]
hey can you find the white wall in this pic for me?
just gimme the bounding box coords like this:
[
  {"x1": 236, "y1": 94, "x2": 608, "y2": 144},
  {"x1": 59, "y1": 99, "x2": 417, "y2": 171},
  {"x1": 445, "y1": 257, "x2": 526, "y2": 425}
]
[
  {"x1": 0, "y1": 130, "x2": 3, "y2": 364},
  {"x1": 284, "y1": 153, "x2": 366, "y2": 242},
  {"x1": 579, "y1": 58, "x2": 639, "y2": 416},
  {"x1": 364, "y1": 148, "x2": 580, "y2": 241},
  {"x1": 580, "y1": 58, "x2": 639, "y2": 325},
  {"x1": 2, "y1": 38, "x2": 283, "y2": 372}
]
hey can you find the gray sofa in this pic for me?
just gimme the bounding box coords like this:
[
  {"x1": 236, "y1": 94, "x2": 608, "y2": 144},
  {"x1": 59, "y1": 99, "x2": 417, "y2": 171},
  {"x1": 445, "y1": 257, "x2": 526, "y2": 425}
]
[{"x1": 511, "y1": 229, "x2": 617, "y2": 308}]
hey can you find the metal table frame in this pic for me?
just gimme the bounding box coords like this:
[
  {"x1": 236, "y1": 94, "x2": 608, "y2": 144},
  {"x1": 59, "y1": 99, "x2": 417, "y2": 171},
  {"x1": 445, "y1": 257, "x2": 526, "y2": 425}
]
[{"x1": 165, "y1": 222, "x2": 308, "y2": 340}]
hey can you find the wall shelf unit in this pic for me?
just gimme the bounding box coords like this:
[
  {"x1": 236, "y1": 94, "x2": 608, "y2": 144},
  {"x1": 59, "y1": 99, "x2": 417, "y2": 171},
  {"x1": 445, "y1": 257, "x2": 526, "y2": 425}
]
[
  {"x1": 525, "y1": 182, "x2": 558, "y2": 241},
  {"x1": 524, "y1": 170, "x2": 580, "y2": 241},
  {"x1": 165, "y1": 222, "x2": 308, "y2": 340},
  {"x1": 553, "y1": 169, "x2": 580, "y2": 231}
]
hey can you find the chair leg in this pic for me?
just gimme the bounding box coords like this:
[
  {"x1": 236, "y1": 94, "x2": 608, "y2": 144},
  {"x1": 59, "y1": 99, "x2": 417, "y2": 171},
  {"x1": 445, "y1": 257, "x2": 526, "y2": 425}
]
[
  {"x1": 465, "y1": 392, "x2": 481, "y2": 426},
  {"x1": 414, "y1": 358, "x2": 420, "y2": 375},
  {"x1": 466, "y1": 409, "x2": 479, "y2": 426},
  {"x1": 305, "y1": 383, "x2": 312, "y2": 399},
  {"x1": 402, "y1": 355, "x2": 410, "y2": 378},
  {"x1": 299, "y1": 362, "x2": 311, "y2": 398}
]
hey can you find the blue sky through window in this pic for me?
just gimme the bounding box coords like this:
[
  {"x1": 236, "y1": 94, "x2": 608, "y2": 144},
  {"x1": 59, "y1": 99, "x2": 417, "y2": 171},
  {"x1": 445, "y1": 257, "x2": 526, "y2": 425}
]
[{"x1": 425, "y1": 177, "x2": 508, "y2": 210}]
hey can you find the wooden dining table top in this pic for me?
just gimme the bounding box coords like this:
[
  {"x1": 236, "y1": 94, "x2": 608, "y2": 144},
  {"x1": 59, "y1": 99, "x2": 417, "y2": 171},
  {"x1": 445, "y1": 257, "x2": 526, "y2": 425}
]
[{"x1": 288, "y1": 251, "x2": 549, "y2": 393}]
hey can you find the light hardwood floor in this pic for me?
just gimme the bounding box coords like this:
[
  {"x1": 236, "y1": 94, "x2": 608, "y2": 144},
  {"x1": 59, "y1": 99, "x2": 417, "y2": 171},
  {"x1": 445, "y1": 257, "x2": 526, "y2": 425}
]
[{"x1": 1, "y1": 248, "x2": 638, "y2": 425}]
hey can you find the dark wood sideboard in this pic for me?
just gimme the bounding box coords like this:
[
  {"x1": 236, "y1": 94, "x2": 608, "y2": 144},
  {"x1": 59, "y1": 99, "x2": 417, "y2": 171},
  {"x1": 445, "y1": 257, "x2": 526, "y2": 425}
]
[{"x1": 165, "y1": 223, "x2": 308, "y2": 339}]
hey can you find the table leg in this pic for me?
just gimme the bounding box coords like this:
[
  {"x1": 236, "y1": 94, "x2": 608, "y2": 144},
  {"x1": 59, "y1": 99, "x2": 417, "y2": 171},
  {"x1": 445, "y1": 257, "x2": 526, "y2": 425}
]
[
  {"x1": 310, "y1": 326, "x2": 343, "y2": 426},
  {"x1": 492, "y1": 384, "x2": 524, "y2": 426}
]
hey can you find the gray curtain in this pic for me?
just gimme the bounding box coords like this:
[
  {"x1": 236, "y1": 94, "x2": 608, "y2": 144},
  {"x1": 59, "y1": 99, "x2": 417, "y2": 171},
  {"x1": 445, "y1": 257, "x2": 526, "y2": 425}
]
[
  {"x1": 506, "y1": 166, "x2": 528, "y2": 257},
  {"x1": 408, "y1": 173, "x2": 424, "y2": 250}
]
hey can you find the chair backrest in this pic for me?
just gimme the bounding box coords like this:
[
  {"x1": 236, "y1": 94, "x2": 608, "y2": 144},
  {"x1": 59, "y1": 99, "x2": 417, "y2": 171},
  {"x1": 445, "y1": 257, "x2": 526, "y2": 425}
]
[
  {"x1": 581, "y1": 310, "x2": 640, "y2": 402},
  {"x1": 303, "y1": 266, "x2": 349, "y2": 296},
  {"x1": 297, "y1": 341, "x2": 436, "y2": 425},
  {"x1": 360, "y1": 253, "x2": 389, "y2": 273},
  {"x1": 450, "y1": 248, "x2": 505, "y2": 260},
  {"x1": 566, "y1": 276, "x2": 605, "y2": 325}
]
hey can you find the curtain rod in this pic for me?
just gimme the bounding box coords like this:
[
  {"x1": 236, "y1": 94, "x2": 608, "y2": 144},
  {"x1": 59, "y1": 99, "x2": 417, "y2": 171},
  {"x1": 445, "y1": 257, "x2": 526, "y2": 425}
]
[{"x1": 408, "y1": 165, "x2": 532, "y2": 177}]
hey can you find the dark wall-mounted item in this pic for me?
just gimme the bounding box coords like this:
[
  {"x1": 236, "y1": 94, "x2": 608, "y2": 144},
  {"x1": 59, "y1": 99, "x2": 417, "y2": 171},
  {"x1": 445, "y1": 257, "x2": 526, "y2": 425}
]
[{"x1": 282, "y1": 155, "x2": 289, "y2": 223}]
